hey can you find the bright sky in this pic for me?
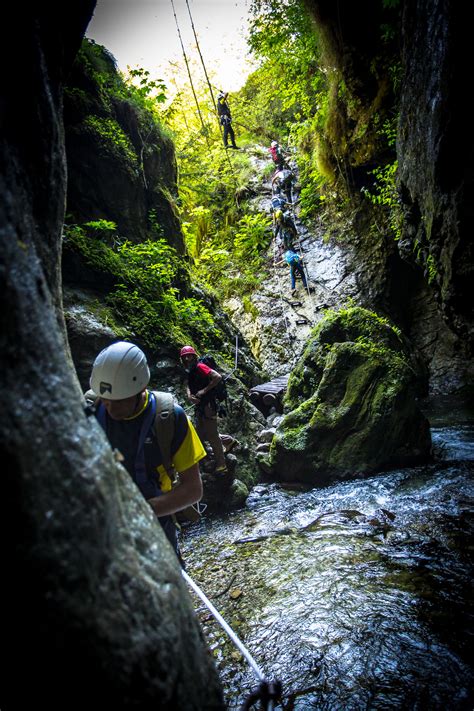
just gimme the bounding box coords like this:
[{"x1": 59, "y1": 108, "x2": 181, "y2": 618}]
[{"x1": 86, "y1": 0, "x2": 257, "y2": 93}]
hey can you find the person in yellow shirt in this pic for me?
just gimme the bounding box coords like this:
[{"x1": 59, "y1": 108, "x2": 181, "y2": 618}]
[{"x1": 88, "y1": 341, "x2": 206, "y2": 561}]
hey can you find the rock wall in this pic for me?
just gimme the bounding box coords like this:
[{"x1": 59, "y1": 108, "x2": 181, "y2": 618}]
[
  {"x1": 268, "y1": 308, "x2": 431, "y2": 484},
  {"x1": 0, "y1": 6, "x2": 223, "y2": 709},
  {"x1": 64, "y1": 39, "x2": 184, "y2": 253},
  {"x1": 302, "y1": 0, "x2": 473, "y2": 394},
  {"x1": 397, "y1": 0, "x2": 474, "y2": 352}
]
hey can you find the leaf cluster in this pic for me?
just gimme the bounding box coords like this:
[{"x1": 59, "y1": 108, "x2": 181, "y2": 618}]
[{"x1": 63, "y1": 222, "x2": 220, "y2": 349}]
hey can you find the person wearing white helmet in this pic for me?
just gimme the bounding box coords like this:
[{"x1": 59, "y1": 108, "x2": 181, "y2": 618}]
[
  {"x1": 268, "y1": 140, "x2": 288, "y2": 170},
  {"x1": 89, "y1": 341, "x2": 206, "y2": 559},
  {"x1": 217, "y1": 91, "x2": 239, "y2": 149}
]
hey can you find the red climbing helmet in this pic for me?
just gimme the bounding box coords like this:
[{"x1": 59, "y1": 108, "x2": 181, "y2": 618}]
[{"x1": 180, "y1": 345, "x2": 197, "y2": 358}]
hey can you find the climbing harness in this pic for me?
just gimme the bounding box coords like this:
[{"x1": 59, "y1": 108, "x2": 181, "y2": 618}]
[{"x1": 182, "y1": 570, "x2": 282, "y2": 710}]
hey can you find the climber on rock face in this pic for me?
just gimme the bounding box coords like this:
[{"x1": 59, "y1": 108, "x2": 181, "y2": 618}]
[
  {"x1": 180, "y1": 345, "x2": 237, "y2": 475},
  {"x1": 217, "y1": 91, "x2": 239, "y2": 149},
  {"x1": 276, "y1": 249, "x2": 308, "y2": 296},
  {"x1": 268, "y1": 140, "x2": 289, "y2": 170},
  {"x1": 274, "y1": 209, "x2": 298, "y2": 251},
  {"x1": 271, "y1": 167, "x2": 294, "y2": 202}
]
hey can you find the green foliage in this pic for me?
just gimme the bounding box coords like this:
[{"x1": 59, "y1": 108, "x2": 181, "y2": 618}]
[
  {"x1": 233, "y1": 0, "x2": 338, "y2": 217},
  {"x1": 82, "y1": 219, "x2": 123, "y2": 248},
  {"x1": 186, "y1": 206, "x2": 213, "y2": 258},
  {"x1": 84, "y1": 115, "x2": 139, "y2": 168},
  {"x1": 159, "y1": 70, "x2": 277, "y2": 301},
  {"x1": 361, "y1": 160, "x2": 402, "y2": 241},
  {"x1": 63, "y1": 223, "x2": 124, "y2": 277},
  {"x1": 425, "y1": 253, "x2": 437, "y2": 285},
  {"x1": 236, "y1": 0, "x2": 323, "y2": 141},
  {"x1": 147, "y1": 209, "x2": 165, "y2": 238},
  {"x1": 63, "y1": 222, "x2": 220, "y2": 349},
  {"x1": 72, "y1": 39, "x2": 175, "y2": 196},
  {"x1": 127, "y1": 67, "x2": 167, "y2": 103},
  {"x1": 233, "y1": 213, "x2": 269, "y2": 259}
]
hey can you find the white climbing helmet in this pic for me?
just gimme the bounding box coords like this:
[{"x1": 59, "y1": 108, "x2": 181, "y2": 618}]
[
  {"x1": 90, "y1": 341, "x2": 150, "y2": 400},
  {"x1": 271, "y1": 140, "x2": 278, "y2": 147}
]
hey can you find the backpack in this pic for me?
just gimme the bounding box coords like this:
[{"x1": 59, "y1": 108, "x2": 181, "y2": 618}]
[
  {"x1": 280, "y1": 169, "x2": 293, "y2": 188},
  {"x1": 271, "y1": 195, "x2": 287, "y2": 211},
  {"x1": 197, "y1": 354, "x2": 228, "y2": 403},
  {"x1": 86, "y1": 389, "x2": 206, "y2": 523},
  {"x1": 85, "y1": 389, "x2": 176, "y2": 479},
  {"x1": 270, "y1": 144, "x2": 281, "y2": 161},
  {"x1": 285, "y1": 250, "x2": 300, "y2": 265}
]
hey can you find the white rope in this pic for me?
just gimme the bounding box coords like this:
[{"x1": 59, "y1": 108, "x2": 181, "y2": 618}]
[{"x1": 182, "y1": 569, "x2": 265, "y2": 682}]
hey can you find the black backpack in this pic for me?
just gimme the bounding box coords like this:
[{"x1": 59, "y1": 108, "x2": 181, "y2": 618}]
[{"x1": 198, "y1": 354, "x2": 228, "y2": 403}]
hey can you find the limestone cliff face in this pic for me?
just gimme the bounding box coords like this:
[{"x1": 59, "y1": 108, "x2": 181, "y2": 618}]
[
  {"x1": 302, "y1": 0, "x2": 473, "y2": 393},
  {"x1": 397, "y1": 0, "x2": 473, "y2": 351},
  {"x1": 0, "y1": 7, "x2": 223, "y2": 709},
  {"x1": 63, "y1": 40, "x2": 184, "y2": 253}
]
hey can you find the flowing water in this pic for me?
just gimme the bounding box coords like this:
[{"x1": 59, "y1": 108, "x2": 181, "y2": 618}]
[{"x1": 181, "y1": 397, "x2": 474, "y2": 710}]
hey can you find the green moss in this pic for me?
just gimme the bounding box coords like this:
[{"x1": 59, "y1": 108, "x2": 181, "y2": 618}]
[
  {"x1": 83, "y1": 115, "x2": 139, "y2": 169},
  {"x1": 63, "y1": 222, "x2": 221, "y2": 351},
  {"x1": 242, "y1": 295, "x2": 259, "y2": 319},
  {"x1": 285, "y1": 306, "x2": 408, "y2": 412}
]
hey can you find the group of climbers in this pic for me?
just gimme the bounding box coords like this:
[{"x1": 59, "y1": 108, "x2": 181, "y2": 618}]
[
  {"x1": 267, "y1": 140, "x2": 310, "y2": 296},
  {"x1": 215, "y1": 95, "x2": 309, "y2": 297},
  {"x1": 83, "y1": 120, "x2": 312, "y2": 567}
]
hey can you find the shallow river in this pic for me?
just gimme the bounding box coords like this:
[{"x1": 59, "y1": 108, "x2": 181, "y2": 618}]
[{"x1": 181, "y1": 398, "x2": 474, "y2": 709}]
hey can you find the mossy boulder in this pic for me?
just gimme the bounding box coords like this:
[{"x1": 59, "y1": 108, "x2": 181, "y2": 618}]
[{"x1": 269, "y1": 307, "x2": 431, "y2": 484}]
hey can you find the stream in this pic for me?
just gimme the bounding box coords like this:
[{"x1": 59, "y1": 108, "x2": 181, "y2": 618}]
[{"x1": 181, "y1": 395, "x2": 474, "y2": 709}]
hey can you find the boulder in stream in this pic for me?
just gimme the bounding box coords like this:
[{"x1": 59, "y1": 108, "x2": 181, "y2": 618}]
[{"x1": 268, "y1": 307, "x2": 432, "y2": 484}]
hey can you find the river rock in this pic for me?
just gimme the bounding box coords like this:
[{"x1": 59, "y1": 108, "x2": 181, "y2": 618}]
[
  {"x1": 269, "y1": 307, "x2": 432, "y2": 484},
  {"x1": 257, "y1": 428, "x2": 277, "y2": 442}
]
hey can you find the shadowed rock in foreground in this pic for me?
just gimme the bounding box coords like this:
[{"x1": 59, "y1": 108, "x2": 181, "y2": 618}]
[{"x1": 0, "y1": 5, "x2": 223, "y2": 709}]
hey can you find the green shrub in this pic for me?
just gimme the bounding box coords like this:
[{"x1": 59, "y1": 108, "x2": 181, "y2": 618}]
[{"x1": 63, "y1": 223, "x2": 220, "y2": 349}]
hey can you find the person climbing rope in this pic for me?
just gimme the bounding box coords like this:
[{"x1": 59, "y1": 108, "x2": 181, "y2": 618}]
[
  {"x1": 274, "y1": 209, "x2": 298, "y2": 251},
  {"x1": 270, "y1": 193, "x2": 293, "y2": 213},
  {"x1": 270, "y1": 193, "x2": 297, "y2": 231},
  {"x1": 280, "y1": 249, "x2": 308, "y2": 295},
  {"x1": 180, "y1": 346, "x2": 237, "y2": 474},
  {"x1": 86, "y1": 341, "x2": 206, "y2": 562},
  {"x1": 217, "y1": 91, "x2": 239, "y2": 149},
  {"x1": 271, "y1": 166, "x2": 294, "y2": 202},
  {"x1": 268, "y1": 140, "x2": 288, "y2": 170}
]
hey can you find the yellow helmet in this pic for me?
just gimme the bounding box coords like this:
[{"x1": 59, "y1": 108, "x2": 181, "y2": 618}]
[{"x1": 275, "y1": 209, "x2": 283, "y2": 221}]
